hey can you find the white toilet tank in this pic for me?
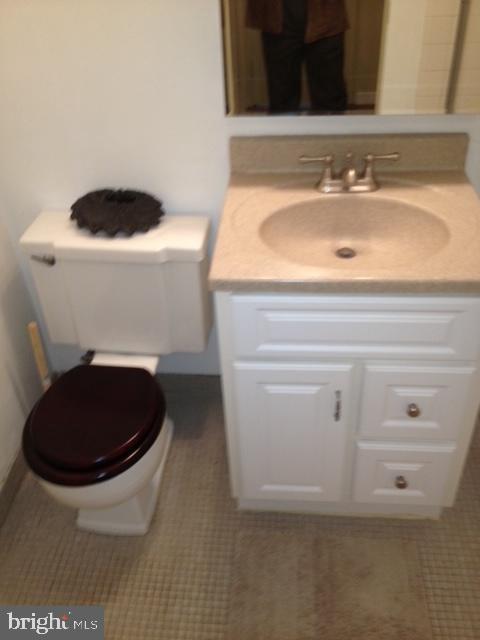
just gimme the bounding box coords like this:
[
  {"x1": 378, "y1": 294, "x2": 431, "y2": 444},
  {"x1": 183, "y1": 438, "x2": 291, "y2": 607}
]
[{"x1": 20, "y1": 212, "x2": 212, "y2": 355}]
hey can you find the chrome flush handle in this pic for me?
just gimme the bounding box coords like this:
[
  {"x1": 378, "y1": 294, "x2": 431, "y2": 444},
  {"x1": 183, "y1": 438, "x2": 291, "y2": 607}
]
[{"x1": 30, "y1": 254, "x2": 56, "y2": 267}]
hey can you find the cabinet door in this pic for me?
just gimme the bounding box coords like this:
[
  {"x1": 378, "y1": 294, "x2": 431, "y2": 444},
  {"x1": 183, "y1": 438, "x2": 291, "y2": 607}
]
[{"x1": 233, "y1": 362, "x2": 353, "y2": 502}]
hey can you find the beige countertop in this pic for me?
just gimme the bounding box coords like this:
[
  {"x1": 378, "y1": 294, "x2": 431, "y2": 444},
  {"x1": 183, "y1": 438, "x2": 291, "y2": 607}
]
[{"x1": 209, "y1": 170, "x2": 480, "y2": 294}]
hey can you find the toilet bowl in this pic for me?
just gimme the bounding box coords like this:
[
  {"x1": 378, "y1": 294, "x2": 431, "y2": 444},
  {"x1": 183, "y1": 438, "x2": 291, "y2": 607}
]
[{"x1": 23, "y1": 362, "x2": 173, "y2": 535}]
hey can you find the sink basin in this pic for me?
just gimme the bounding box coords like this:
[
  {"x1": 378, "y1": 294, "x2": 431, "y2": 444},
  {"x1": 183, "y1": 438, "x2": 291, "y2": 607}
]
[
  {"x1": 259, "y1": 196, "x2": 450, "y2": 269},
  {"x1": 210, "y1": 170, "x2": 480, "y2": 293}
]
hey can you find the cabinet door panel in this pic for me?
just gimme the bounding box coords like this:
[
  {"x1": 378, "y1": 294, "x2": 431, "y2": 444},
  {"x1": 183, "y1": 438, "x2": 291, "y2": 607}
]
[
  {"x1": 233, "y1": 363, "x2": 353, "y2": 502},
  {"x1": 360, "y1": 364, "x2": 477, "y2": 440}
]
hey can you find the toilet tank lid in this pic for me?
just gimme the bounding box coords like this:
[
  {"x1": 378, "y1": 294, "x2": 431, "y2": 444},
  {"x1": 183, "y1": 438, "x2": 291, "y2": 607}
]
[{"x1": 20, "y1": 211, "x2": 210, "y2": 264}]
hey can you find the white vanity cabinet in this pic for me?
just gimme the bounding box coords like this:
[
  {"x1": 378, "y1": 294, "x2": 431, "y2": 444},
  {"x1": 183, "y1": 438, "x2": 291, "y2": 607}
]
[{"x1": 216, "y1": 293, "x2": 480, "y2": 518}]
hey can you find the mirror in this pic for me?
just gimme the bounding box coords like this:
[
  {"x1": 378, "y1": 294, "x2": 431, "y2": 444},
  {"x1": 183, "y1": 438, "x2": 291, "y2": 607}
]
[{"x1": 221, "y1": 0, "x2": 480, "y2": 116}]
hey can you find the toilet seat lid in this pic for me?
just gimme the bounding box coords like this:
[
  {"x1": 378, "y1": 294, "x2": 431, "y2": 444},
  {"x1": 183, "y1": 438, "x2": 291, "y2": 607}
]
[{"x1": 25, "y1": 365, "x2": 164, "y2": 471}]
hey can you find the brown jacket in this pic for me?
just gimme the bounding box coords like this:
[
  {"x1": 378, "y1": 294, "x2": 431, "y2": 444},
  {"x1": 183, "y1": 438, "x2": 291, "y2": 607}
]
[{"x1": 246, "y1": 0, "x2": 349, "y2": 43}]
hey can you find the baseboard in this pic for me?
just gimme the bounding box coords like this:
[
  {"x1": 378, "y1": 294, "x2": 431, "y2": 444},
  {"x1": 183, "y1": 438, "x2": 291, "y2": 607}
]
[{"x1": 0, "y1": 452, "x2": 27, "y2": 528}]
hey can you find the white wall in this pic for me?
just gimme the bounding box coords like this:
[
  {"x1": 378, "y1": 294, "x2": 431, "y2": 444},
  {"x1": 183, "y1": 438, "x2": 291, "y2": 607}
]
[
  {"x1": 0, "y1": 0, "x2": 479, "y2": 377},
  {"x1": 0, "y1": 201, "x2": 41, "y2": 490}
]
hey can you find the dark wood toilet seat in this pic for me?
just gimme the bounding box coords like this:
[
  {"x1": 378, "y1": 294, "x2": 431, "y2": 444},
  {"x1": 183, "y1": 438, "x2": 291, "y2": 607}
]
[{"x1": 23, "y1": 365, "x2": 166, "y2": 486}]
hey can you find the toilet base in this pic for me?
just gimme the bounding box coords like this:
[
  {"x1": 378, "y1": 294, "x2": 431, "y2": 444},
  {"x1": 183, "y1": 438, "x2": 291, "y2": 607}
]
[{"x1": 76, "y1": 418, "x2": 173, "y2": 535}]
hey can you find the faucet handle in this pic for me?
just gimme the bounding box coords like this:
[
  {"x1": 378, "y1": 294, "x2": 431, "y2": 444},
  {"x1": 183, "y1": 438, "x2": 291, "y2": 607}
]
[
  {"x1": 363, "y1": 151, "x2": 400, "y2": 166},
  {"x1": 360, "y1": 152, "x2": 400, "y2": 190},
  {"x1": 299, "y1": 153, "x2": 335, "y2": 184},
  {"x1": 299, "y1": 154, "x2": 343, "y2": 193},
  {"x1": 299, "y1": 153, "x2": 334, "y2": 167}
]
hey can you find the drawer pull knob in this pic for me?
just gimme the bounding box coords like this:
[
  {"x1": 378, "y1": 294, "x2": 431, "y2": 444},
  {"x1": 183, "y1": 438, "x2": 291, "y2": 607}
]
[
  {"x1": 407, "y1": 403, "x2": 421, "y2": 418},
  {"x1": 395, "y1": 475, "x2": 408, "y2": 490}
]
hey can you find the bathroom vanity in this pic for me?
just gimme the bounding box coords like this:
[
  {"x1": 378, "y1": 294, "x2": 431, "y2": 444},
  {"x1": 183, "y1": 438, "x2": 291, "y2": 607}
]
[{"x1": 209, "y1": 134, "x2": 480, "y2": 518}]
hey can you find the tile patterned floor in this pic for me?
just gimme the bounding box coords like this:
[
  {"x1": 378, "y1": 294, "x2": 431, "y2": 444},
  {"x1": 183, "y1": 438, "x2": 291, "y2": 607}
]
[{"x1": 0, "y1": 376, "x2": 479, "y2": 639}]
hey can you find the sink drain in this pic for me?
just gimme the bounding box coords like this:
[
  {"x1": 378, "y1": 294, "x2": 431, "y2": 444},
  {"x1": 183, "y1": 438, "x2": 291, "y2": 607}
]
[{"x1": 335, "y1": 247, "x2": 356, "y2": 259}]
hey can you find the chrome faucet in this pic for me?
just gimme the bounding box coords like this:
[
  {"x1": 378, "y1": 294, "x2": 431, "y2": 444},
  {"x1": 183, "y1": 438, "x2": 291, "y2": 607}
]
[{"x1": 299, "y1": 151, "x2": 400, "y2": 193}]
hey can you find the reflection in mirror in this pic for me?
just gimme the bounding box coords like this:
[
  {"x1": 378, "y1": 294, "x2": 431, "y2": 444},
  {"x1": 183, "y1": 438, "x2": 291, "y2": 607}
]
[{"x1": 221, "y1": 0, "x2": 480, "y2": 116}]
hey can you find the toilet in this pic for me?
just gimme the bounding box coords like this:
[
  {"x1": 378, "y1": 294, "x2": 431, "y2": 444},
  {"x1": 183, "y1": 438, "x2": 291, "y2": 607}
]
[{"x1": 20, "y1": 211, "x2": 211, "y2": 535}]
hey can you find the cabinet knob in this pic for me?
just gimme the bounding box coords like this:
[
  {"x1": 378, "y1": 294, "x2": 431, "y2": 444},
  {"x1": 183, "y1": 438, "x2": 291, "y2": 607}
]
[
  {"x1": 407, "y1": 403, "x2": 421, "y2": 418},
  {"x1": 395, "y1": 475, "x2": 408, "y2": 490}
]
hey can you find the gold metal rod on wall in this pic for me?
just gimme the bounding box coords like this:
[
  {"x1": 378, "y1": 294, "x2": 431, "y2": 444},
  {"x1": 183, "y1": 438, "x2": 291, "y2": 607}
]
[{"x1": 446, "y1": 0, "x2": 471, "y2": 114}]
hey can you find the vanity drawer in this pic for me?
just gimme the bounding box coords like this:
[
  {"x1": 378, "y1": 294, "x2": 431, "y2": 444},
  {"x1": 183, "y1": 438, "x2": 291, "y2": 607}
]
[
  {"x1": 230, "y1": 295, "x2": 480, "y2": 361},
  {"x1": 353, "y1": 441, "x2": 456, "y2": 506},
  {"x1": 359, "y1": 364, "x2": 477, "y2": 440}
]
